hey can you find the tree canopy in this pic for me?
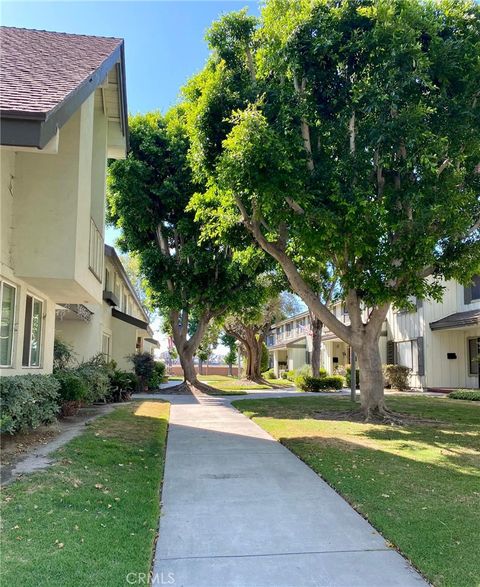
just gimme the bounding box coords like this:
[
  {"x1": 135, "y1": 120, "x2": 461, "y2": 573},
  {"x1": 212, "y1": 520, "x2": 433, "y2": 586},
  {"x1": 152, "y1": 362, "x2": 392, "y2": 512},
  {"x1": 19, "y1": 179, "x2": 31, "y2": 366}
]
[{"x1": 187, "y1": 0, "x2": 480, "y2": 416}]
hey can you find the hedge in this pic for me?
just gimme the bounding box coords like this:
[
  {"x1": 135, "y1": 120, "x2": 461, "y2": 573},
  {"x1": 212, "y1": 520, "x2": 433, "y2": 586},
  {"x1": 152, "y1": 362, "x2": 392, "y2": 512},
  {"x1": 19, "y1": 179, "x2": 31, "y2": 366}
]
[
  {"x1": 298, "y1": 375, "x2": 344, "y2": 392},
  {"x1": 0, "y1": 374, "x2": 60, "y2": 435},
  {"x1": 449, "y1": 390, "x2": 480, "y2": 401}
]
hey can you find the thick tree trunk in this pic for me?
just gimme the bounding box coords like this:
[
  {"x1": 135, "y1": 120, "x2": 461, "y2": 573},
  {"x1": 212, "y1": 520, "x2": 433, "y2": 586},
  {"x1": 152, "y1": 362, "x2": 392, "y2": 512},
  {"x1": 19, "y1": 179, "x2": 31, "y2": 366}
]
[
  {"x1": 179, "y1": 350, "x2": 198, "y2": 385},
  {"x1": 356, "y1": 337, "x2": 387, "y2": 419},
  {"x1": 311, "y1": 317, "x2": 323, "y2": 378}
]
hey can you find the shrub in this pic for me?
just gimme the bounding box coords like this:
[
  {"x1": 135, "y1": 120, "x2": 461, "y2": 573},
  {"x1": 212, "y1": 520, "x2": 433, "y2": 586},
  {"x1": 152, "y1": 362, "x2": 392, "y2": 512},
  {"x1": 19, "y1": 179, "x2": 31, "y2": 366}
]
[
  {"x1": 108, "y1": 370, "x2": 138, "y2": 401},
  {"x1": 298, "y1": 375, "x2": 344, "y2": 392},
  {"x1": 285, "y1": 370, "x2": 295, "y2": 381},
  {"x1": 129, "y1": 352, "x2": 155, "y2": 390},
  {"x1": 383, "y1": 364, "x2": 411, "y2": 390},
  {"x1": 261, "y1": 342, "x2": 269, "y2": 373},
  {"x1": 74, "y1": 354, "x2": 113, "y2": 403},
  {"x1": 263, "y1": 369, "x2": 275, "y2": 379},
  {"x1": 0, "y1": 375, "x2": 60, "y2": 435},
  {"x1": 345, "y1": 365, "x2": 360, "y2": 388},
  {"x1": 449, "y1": 390, "x2": 480, "y2": 401},
  {"x1": 54, "y1": 372, "x2": 88, "y2": 402},
  {"x1": 53, "y1": 338, "x2": 76, "y2": 371},
  {"x1": 149, "y1": 361, "x2": 166, "y2": 389},
  {"x1": 293, "y1": 364, "x2": 312, "y2": 388}
]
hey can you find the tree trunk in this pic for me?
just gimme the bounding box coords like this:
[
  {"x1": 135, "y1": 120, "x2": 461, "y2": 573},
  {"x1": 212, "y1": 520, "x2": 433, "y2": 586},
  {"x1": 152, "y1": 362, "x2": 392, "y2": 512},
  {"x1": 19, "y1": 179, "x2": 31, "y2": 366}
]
[
  {"x1": 311, "y1": 317, "x2": 323, "y2": 377},
  {"x1": 228, "y1": 362, "x2": 233, "y2": 377},
  {"x1": 356, "y1": 337, "x2": 387, "y2": 419},
  {"x1": 198, "y1": 359, "x2": 204, "y2": 375},
  {"x1": 179, "y1": 349, "x2": 198, "y2": 385}
]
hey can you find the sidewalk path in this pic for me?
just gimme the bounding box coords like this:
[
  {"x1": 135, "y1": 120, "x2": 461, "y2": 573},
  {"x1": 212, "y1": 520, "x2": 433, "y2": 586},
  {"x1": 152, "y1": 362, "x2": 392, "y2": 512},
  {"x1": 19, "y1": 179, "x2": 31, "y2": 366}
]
[{"x1": 153, "y1": 393, "x2": 426, "y2": 587}]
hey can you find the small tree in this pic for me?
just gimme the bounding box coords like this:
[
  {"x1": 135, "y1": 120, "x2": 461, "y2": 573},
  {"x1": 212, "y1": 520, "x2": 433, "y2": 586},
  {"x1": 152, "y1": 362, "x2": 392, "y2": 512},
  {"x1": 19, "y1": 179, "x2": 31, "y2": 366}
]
[{"x1": 221, "y1": 332, "x2": 238, "y2": 376}]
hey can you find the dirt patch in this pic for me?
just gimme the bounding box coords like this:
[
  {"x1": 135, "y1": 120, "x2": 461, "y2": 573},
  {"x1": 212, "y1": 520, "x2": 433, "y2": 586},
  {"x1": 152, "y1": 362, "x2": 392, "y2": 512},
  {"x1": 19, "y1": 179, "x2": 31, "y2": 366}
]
[{"x1": 1, "y1": 424, "x2": 62, "y2": 467}]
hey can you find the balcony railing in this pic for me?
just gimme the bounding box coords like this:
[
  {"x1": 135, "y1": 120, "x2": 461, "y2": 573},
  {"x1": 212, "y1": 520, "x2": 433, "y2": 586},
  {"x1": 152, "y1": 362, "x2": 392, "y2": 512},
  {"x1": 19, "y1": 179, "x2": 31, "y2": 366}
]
[{"x1": 89, "y1": 218, "x2": 104, "y2": 282}]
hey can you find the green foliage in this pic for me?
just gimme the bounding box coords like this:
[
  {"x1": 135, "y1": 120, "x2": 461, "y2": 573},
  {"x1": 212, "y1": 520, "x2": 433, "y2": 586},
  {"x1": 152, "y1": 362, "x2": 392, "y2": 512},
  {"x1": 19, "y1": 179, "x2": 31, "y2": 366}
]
[
  {"x1": 54, "y1": 372, "x2": 88, "y2": 402},
  {"x1": 0, "y1": 375, "x2": 60, "y2": 435},
  {"x1": 188, "y1": 0, "x2": 480, "y2": 336},
  {"x1": 260, "y1": 342, "x2": 269, "y2": 372},
  {"x1": 149, "y1": 361, "x2": 167, "y2": 388},
  {"x1": 53, "y1": 338, "x2": 75, "y2": 372},
  {"x1": 383, "y1": 364, "x2": 411, "y2": 391},
  {"x1": 449, "y1": 390, "x2": 480, "y2": 401},
  {"x1": 345, "y1": 366, "x2": 360, "y2": 388},
  {"x1": 293, "y1": 364, "x2": 312, "y2": 388},
  {"x1": 129, "y1": 352, "x2": 155, "y2": 385},
  {"x1": 263, "y1": 368, "x2": 275, "y2": 379},
  {"x1": 74, "y1": 354, "x2": 113, "y2": 403},
  {"x1": 298, "y1": 375, "x2": 344, "y2": 392},
  {"x1": 285, "y1": 370, "x2": 295, "y2": 381},
  {"x1": 224, "y1": 347, "x2": 237, "y2": 367},
  {"x1": 109, "y1": 370, "x2": 138, "y2": 393}
]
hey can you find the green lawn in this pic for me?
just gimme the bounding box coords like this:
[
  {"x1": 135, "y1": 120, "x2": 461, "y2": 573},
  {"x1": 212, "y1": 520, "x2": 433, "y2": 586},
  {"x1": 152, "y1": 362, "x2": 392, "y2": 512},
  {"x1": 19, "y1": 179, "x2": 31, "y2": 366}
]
[
  {"x1": 234, "y1": 395, "x2": 480, "y2": 587},
  {"x1": 197, "y1": 374, "x2": 294, "y2": 393},
  {"x1": 1, "y1": 401, "x2": 169, "y2": 587}
]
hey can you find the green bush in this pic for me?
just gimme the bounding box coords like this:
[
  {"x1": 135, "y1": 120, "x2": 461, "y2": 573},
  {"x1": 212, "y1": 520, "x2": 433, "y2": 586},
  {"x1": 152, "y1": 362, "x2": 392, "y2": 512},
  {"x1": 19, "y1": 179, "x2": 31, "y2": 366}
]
[
  {"x1": 74, "y1": 354, "x2": 112, "y2": 403},
  {"x1": 129, "y1": 352, "x2": 155, "y2": 390},
  {"x1": 0, "y1": 375, "x2": 60, "y2": 435},
  {"x1": 53, "y1": 338, "x2": 76, "y2": 371},
  {"x1": 263, "y1": 369, "x2": 275, "y2": 379},
  {"x1": 345, "y1": 366, "x2": 360, "y2": 388},
  {"x1": 54, "y1": 371, "x2": 88, "y2": 402},
  {"x1": 261, "y1": 342, "x2": 269, "y2": 373},
  {"x1": 293, "y1": 364, "x2": 312, "y2": 388},
  {"x1": 298, "y1": 375, "x2": 344, "y2": 392},
  {"x1": 383, "y1": 364, "x2": 410, "y2": 390},
  {"x1": 108, "y1": 370, "x2": 138, "y2": 401},
  {"x1": 149, "y1": 361, "x2": 166, "y2": 389},
  {"x1": 449, "y1": 390, "x2": 480, "y2": 401},
  {"x1": 285, "y1": 370, "x2": 295, "y2": 381}
]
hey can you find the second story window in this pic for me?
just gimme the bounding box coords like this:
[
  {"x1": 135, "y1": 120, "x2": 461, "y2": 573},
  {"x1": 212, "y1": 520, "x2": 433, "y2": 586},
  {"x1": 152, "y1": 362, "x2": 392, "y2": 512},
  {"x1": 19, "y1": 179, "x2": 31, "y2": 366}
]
[{"x1": 464, "y1": 275, "x2": 480, "y2": 304}]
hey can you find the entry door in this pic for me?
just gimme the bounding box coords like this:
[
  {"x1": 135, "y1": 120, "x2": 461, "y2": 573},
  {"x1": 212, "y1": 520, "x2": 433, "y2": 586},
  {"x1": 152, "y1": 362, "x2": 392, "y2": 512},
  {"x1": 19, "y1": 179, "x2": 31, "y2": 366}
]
[{"x1": 469, "y1": 338, "x2": 480, "y2": 388}]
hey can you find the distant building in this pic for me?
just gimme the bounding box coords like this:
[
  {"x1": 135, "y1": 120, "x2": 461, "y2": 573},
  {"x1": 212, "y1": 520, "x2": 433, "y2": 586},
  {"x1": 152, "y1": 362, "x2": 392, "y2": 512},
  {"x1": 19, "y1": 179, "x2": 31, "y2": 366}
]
[{"x1": 267, "y1": 279, "x2": 480, "y2": 390}]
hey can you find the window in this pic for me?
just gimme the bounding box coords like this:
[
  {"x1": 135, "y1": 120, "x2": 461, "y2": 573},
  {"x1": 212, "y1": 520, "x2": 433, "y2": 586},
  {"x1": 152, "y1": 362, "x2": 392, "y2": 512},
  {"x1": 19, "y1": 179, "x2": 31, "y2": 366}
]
[
  {"x1": 104, "y1": 268, "x2": 110, "y2": 291},
  {"x1": 0, "y1": 281, "x2": 16, "y2": 367},
  {"x1": 468, "y1": 338, "x2": 479, "y2": 376},
  {"x1": 102, "y1": 333, "x2": 111, "y2": 360},
  {"x1": 464, "y1": 275, "x2": 480, "y2": 304},
  {"x1": 22, "y1": 295, "x2": 43, "y2": 367},
  {"x1": 305, "y1": 350, "x2": 311, "y2": 365},
  {"x1": 396, "y1": 339, "x2": 419, "y2": 373}
]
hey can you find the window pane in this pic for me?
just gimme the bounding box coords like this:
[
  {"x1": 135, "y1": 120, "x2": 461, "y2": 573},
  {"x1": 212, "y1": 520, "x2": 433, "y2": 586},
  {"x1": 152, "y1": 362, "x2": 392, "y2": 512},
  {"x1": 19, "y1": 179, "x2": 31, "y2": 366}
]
[
  {"x1": 30, "y1": 299, "x2": 43, "y2": 367},
  {"x1": 22, "y1": 296, "x2": 33, "y2": 366},
  {"x1": 469, "y1": 338, "x2": 479, "y2": 375},
  {"x1": 471, "y1": 276, "x2": 480, "y2": 301},
  {"x1": 396, "y1": 341, "x2": 413, "y2": 370},
  {"x1": 0, "y1": 283, "x2": 15, "y2": 366}
]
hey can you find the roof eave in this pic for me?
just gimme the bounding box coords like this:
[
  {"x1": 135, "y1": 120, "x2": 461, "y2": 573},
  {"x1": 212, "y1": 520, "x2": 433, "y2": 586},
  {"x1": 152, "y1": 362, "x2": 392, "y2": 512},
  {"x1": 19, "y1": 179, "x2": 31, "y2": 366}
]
[{"x1": 0, "y1": 42, "x2": 127, "y2": 150}]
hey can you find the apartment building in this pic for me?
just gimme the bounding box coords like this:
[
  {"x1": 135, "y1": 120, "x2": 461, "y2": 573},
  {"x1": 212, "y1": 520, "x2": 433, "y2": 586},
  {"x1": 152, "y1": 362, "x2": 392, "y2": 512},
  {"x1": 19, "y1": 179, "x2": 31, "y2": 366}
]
[
  {"x1": 267, "y1": 279, "x2": 480, "y2": 390},
  {"x1": 55, "y1": 245, "x2": 158, "y2": 371},
  {"x1": 0, "y1": 27, "x2": 128, "y2": 375}
]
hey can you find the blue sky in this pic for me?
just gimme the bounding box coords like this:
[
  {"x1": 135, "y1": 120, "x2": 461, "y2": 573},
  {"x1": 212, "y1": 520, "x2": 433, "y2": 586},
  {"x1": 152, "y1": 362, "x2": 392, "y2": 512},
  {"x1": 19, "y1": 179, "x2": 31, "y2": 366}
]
[{"x1": 1, "y1": 1, "x2": 259, "y2": 246}]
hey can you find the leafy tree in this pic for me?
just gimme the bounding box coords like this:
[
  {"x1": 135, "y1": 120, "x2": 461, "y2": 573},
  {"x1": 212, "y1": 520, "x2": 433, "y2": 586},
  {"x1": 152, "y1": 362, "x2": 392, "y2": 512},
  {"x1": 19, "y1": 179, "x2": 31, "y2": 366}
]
[
  {"x1": 223, "y1": 290, "x2": 283, "y2": 382},
  {"x1": 187, "y1": 1, "x2": 480, "y2": 418},
  {"x1": 196, "y1": 322, "x2": 220, "y2": 375},
  {"x1": 108, "y1": 109, "x2": 264, "y2": 391},
  {"x1": 221, "y1": 332, "x2": 238, "y2": 376},
  {"x1": 119, "y1": 253, "x2": 154, "y2": 320}
]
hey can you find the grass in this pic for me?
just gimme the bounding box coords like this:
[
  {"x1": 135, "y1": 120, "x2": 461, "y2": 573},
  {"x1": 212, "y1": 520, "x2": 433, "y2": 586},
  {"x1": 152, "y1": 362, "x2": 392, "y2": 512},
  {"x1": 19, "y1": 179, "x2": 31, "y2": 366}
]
[
  {"x1": 234, "y1": 395, "x2": 480, "y2": 587},
  {"x1": 1, "y1": 401, "x2": 169, "y2": 587},
  {"x1": 197, "y1": 374, "x2": 294, "y2": 393}
]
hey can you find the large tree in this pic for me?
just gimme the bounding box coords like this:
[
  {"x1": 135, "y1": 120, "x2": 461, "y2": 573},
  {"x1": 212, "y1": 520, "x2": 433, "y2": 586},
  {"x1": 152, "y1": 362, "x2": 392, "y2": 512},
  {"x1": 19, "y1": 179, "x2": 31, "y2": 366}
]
[
  {"x1": 187, "y1": 1, "x2": 480, "y2": 418},
  {"x1": 108, "y1": 109, "x2": 264, "y2": 391}
]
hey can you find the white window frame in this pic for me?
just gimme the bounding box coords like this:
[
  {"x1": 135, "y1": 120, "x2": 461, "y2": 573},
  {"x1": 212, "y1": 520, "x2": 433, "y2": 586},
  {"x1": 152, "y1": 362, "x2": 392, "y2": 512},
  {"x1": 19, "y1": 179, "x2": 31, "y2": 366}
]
[
  {"x1": 22, "y1": 293, "x2": 44, "y2": 368},
  {"x1": 102, "y1": 332, "x2": 111, "y2": 361},
  {"x1": 0, "y1": 279, "x2": 17, "y2": 368}
]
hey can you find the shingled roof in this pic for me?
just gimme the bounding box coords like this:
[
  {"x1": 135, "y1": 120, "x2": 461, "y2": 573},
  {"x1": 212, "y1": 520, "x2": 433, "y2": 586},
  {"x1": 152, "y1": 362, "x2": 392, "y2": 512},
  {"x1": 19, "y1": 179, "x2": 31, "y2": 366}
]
[{"x1": 0, "y1": 26, "x2": 127, "y2": 149}]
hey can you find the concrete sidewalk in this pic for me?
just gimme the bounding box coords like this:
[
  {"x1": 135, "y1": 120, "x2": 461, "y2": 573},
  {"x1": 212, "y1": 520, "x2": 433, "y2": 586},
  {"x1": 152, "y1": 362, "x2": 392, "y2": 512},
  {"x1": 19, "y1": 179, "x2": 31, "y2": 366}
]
[{"x1": 153, "y1": 394, "x2": 426, "y2": 587}]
